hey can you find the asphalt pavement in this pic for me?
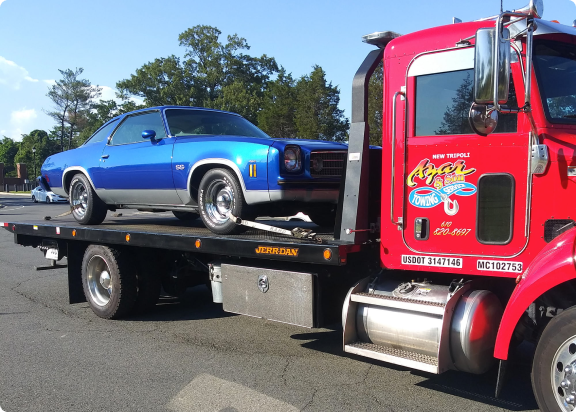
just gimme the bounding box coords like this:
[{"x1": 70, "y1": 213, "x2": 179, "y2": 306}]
[{"x1": 0, "y1": 194, "x2": 540, "y2": 412}]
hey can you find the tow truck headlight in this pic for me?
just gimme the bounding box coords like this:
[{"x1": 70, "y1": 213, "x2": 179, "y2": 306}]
[{"x1": 284, "y1": 146, "x2": 302, "y2": 172}]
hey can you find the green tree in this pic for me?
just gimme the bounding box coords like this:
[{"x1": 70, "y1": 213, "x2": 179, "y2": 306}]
[
  {"x1": 0, "y1": 137, "x2": 20, "y2": 177},
  {"x1": 257, "y1": 68, "x2": 297, "y2": 138},
  {"x1": 117, "y1": 56, "x2": 192, "y2": 106},
  {"x1": 46, "y1": 68, "x2": 102, "y2": 152},
  {"x1": 367, "y1": 61, "x2": 383, "y2": 145},
  {"x1": 117, "y1": 25, "x2": 278, "y2": 123},
  {"x1": 14, "y1": 130, "x2": 59, "y2": 179},
  {"x1": 294, "y1": 66, "x2": 349, "y2": 141}
]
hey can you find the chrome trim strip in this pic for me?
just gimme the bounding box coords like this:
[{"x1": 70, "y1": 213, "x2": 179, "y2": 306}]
[{"x1": 391, "y1": 90, "x2": 404, "y2": 227}]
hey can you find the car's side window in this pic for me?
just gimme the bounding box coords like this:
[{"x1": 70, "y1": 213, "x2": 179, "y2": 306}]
[
  {"x1": 110, "y1": 112, "x2": 166, "y2": 146},
  {"x1": 84, "y1": 119, "x2": 118, "y2": 146}
]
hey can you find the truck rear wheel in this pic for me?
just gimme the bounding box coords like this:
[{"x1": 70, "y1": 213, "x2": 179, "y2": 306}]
[
  {"x1": 532, "y1": 306, "x2": 576, "y2": 412},
  {"x1": 82, "y1": 245, "x2": 137, "y2": 319}
]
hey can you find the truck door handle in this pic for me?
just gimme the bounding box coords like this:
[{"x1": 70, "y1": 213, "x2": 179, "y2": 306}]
[{"x1": 101, "y1": 155, "x2": 109, "y2": 159}]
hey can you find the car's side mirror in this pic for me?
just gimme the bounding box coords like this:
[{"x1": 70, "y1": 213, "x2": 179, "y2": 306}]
[
  {"x1": 142, "y1": 130, "x2": 157, "y2": 140},
  {"x1": 474, "y1": 27, "x2": 510, "y2": 105}
]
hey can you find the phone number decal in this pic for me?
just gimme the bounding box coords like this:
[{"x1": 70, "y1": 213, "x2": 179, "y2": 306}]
[
  {"x1": 477, "y1": 260, "x2": 523, "y2": 273},
  {"x1": 402, "y1": 255, "x2": 463, "y2": 268}
]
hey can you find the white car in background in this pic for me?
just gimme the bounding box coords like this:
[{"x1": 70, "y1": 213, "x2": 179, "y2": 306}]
[{"x1": 31, "y1": 186, "x2": 67, "y2": 203}]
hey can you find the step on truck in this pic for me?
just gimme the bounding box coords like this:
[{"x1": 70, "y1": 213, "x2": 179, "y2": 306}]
[{"x1": 5, "y1": 1, "x2": 576, "y2": 410}]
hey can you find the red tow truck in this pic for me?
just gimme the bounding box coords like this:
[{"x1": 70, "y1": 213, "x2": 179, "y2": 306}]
[{"x1": 5, "y1": 0, "x2": 576, "y2": 410}]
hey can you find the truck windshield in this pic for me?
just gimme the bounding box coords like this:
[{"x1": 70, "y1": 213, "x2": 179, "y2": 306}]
[
  {"x1": 165, "y1": 109, "x2": 270, "y2": 139},
  {"x1": 533, "y1": 39, "x2": 576, "y2": 123}
]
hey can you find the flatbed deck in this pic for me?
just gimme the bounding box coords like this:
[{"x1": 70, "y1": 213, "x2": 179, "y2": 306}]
[{"x1": 3, "y1": 213, "x2": 359, "y2": 266}]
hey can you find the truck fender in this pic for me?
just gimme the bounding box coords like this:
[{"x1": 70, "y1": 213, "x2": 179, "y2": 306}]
[{"x1": 494, "y1": 227, "x2": 576, "y2": 360}]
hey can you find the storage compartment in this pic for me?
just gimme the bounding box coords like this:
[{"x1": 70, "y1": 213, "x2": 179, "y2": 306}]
[{"x1": 221, "y1": 263, "x2": 318, "y2": 328}]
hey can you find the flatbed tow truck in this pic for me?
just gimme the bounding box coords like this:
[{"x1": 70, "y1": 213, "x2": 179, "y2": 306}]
[{"x1": 6, "y1": 1, "x2": 576, "y2": 410}]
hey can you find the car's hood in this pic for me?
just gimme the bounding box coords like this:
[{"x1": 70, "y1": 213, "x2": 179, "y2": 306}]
[{"x1": 270, "y1": 138, "x2": 348, "y2": 151}]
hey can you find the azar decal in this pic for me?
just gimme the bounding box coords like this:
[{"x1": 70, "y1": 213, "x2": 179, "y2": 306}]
[{"x1": 407, "y1": 159, "x2": 477, "y2": 216}]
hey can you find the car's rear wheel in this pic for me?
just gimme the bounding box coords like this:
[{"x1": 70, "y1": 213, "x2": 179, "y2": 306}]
[
  {"x1": 172, "y1": 211, "x2": 199, "y2": 221},
  {"x1": 198, "y1": 168, "x2": 246, "y2": 235},
  {"x1": 69, "y1": 173, "x2": 107, "y2": 225}
]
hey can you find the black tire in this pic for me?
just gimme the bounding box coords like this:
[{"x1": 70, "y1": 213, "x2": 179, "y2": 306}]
[
  {"x1": 172, "y1": 211, "x2": 199, "y2": 221},
  {"x1": 69, "y1": 173, "x2": 107, "y2": 225},
  {"x1": 307, "y1": 205, "x2": 337, "y2": 227},
  {"x1": 198, "y1": 168, "x2": 246, "y2": 235},
  {"x1": 45, "y1": 197, "x2": 50, "y2": 203},
  {"x1": 31, "y1": 196, "x2": 36, "y2": 203},
  {"x1": 532, "y1": 306, "x2": 576, "y2": 412},
  {"x1": 133, "y1": 255, "x2": 162, "y2": 313},
  {"x1": 81, "y1": 245, "x2": 138, "y2": 319}
]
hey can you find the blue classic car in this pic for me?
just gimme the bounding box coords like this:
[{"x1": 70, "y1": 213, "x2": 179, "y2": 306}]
[{"x1": 41, "y1": 106, "x2": 348, "y2": 234}]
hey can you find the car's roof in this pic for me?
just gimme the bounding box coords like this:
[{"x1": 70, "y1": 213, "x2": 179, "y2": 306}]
[{"x1": 108, "y1": 106, "x2": 241, "y2": 123}]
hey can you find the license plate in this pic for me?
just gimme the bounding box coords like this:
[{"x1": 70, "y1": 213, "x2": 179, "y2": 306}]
[{"x1": 45, "y1": 248, "x2": 59, "y2": 260}]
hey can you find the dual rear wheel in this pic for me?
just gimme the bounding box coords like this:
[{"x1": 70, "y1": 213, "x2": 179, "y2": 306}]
[{"x1": 82, "y1": 245, "x2": 161, "y2": 319}]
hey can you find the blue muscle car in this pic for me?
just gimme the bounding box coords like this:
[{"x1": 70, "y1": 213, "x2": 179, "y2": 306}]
[{"x1": 41, "y1": 106, "x2": 348, "y2": 234}]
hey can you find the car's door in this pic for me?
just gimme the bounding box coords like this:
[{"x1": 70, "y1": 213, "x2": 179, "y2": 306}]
[
  {"x1": 36, "y1": 188, "x2": 45, "y2": 202},
  {"x1": 98, "y1": 110, "x2": 181, "y2": 205}
]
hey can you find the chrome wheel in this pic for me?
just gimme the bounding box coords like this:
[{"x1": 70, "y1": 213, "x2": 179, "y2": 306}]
[
  {"x1": 86, "y1": 255, "x2": 112, "y2": 307},
  {"x1": 205, "y1": 179, "x2": 234, "y2": 225},
  {"x1": 552, "y1": 336, "x2": 576, "y2": 411},
  {"x1": 71, "y1": 180, "x2": 88, "y2": 218}
]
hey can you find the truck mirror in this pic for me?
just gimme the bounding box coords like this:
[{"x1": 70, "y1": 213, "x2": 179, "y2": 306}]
[
  {"x1": 469, "y1": 103, "x2": 498, "y2": 136},
  {"x1": 474, "y1": 27, "x2": 510, "y2": 105}
]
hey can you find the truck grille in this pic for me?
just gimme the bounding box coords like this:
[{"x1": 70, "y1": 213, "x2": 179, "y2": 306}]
[{"x1": 310, "y1": 151, "x2": 346, "y2": 177}]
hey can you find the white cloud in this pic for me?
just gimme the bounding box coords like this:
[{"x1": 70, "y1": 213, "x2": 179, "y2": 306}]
[
  {"x1": 0, "y1": 56, "x2": 39, "y2": 90},
  {"x1": 99, "y1": 85, "x2": 117, "y2": 101},
  {"x1": 0, "y1": 0, "x2": 8, "y2": 6},
  {"x1": 9, "y1": 108, "x2": 38, "y2": 141},
  {"x1": 11, "y1": 108, "x2": 38, "y2": 124},
  {"x1": 96, "y1": 85, "x2": 144, "y2": 106},
  {"x1": 44, "y1": 79, "x2": 56, "y2": 86}
]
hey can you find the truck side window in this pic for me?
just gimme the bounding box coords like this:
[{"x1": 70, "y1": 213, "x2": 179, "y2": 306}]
[
  {"x1": 415, "y1": 69, "x2": 517, "y2": 137},
  {"x1": 476, "y1": 174, "x2": 515, "y2": 244}
]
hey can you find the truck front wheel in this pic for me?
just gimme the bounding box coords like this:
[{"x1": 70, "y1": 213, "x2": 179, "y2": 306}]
[
  {"x1": 82, "y1": 245, "x2": 138, "y2": 319},
  {"x1": 533, "y1": 306, "x2": 576, "y2": 412}
]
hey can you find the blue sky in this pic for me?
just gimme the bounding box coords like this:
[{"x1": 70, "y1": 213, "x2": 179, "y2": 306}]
[{"x1": 1, "y1": 0, "x2": 576, "y2": 141}]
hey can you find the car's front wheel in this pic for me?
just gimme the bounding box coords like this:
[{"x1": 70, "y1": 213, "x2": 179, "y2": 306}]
[
  {"x1": 32, "y1": 195, "x2": 36, "y2": 203},
  {"x1": 45, "y1": 197, "x2": 50, "y2": 203},
  {"x1": 69, "y1": 173, "x2": 107, "y2": 225},
  {"x1": 198, "y1": 168, "x2": 245, "y2": 235}
]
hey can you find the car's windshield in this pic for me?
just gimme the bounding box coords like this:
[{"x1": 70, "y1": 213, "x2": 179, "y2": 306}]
[
  {"x1": 165, "y1": 109, "x2": 270, "y2": 139},
  {"x1": 533, "y1": 39, "x2": 576, "y2": 123}
]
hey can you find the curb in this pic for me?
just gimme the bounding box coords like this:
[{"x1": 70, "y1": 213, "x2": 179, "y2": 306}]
[{"x1": 0, "y1": 192, "x2": 30, "y2": 197}]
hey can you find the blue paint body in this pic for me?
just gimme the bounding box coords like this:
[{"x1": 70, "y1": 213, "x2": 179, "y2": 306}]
[{"x1": 41, "y1": 106, "x2": 348, "y2": 209}]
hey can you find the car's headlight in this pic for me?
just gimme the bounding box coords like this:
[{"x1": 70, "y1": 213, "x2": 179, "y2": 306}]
[{"x1": 284, "y1": 145, "x2": 302, "y2": 172}]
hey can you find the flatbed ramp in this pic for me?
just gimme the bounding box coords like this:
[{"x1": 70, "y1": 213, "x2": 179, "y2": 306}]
[{"x1": 3, "y1": 213, "x2": 355, "y2": 266}]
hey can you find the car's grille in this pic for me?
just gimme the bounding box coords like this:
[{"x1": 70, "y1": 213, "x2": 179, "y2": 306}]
[{"x1": 309, "y1": 151, "x2": 346, "y2": 177}]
